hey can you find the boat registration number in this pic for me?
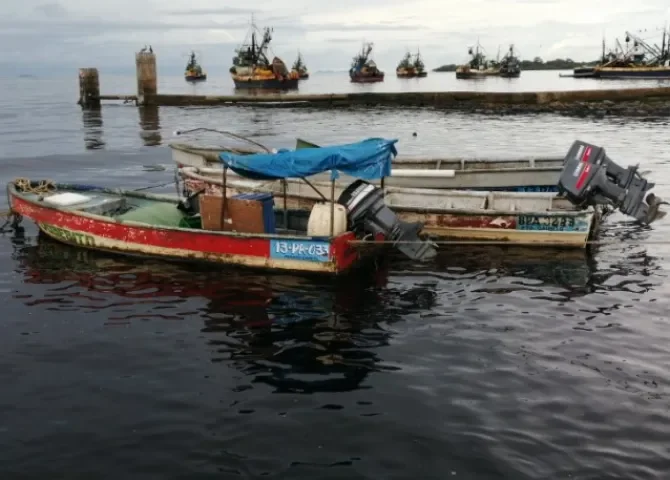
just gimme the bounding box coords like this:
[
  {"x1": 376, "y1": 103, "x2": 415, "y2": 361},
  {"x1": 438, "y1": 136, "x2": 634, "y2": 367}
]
[
  {"x1": 270, "y1": 240, "x2": 330, "y2": 262},
  {"x1": 517, "y1": 215, "x2": 580, "y2": 232}
]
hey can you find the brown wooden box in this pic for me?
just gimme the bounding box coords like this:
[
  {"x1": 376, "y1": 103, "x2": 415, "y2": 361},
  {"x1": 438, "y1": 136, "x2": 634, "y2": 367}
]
[{"x1": 199, "y1": 194, "x2": 266, "y2": 233}]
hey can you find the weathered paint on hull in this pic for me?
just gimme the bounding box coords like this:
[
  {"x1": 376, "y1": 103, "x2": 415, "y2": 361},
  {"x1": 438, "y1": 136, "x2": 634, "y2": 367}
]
[
  {"x1": 395, "y1": 210, "x2": 595, "y2": 247},
  {"x1": 233, "y1": 78, "x2": 300, "y2": 89},
  {"x1": 9, "y1": 193, "x2": 370, "y2": 275}
]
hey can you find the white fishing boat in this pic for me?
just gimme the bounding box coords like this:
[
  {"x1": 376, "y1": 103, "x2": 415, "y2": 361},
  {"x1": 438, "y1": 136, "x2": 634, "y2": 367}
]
[{"x1": 169, "y1": 141, "x2": 565, "y2": 192}]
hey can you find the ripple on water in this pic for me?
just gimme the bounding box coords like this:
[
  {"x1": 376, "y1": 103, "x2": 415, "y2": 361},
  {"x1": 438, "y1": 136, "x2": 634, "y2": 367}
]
[{"x1": 2, "y1": 106, "x2": 670, "y2": 478}]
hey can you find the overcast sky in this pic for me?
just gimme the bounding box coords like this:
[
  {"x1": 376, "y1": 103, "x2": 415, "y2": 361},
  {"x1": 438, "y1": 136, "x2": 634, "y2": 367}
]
[{"x1": 2, "y1": 0, "x2": 670, "y2": 74}]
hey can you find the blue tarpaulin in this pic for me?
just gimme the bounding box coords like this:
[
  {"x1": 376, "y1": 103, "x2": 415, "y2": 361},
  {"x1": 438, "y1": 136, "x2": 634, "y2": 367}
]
[{"x1": 219, "y1": 138, "x2": 398, "y2": 181}]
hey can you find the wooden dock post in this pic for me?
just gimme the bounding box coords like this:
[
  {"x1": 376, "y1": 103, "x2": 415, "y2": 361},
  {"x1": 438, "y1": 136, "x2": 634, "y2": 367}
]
[
  {"x1": 135, "y1": 50, "x2": 157, "y2": 106},
  {"x1": 78, "y1": 68, "x2": 101, "y2": 109}
]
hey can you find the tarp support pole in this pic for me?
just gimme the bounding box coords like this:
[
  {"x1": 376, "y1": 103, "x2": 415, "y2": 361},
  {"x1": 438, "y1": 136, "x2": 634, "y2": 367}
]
[
  {"x1": 301, "y1": 177, "x2": 329, "y2": 202},
  {"x1": 330, "y1": 177, "x2": 335, "y2": 237},
  {"x1": 282, "y1": 179, "x2": 288, "y2": 229},
  {"x1": 221, "y1": 166, "x2": 228, "y2": 230}
]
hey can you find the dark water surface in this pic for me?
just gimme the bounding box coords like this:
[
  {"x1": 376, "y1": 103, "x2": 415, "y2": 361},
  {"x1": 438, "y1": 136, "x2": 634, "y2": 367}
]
[{"x1": 2, "y1": 76, "x2": 670, "y2": 479}]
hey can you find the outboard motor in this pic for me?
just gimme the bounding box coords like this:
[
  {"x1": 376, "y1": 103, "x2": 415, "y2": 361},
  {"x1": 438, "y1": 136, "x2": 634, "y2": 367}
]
[
  {"x1": 338, "y1": 180, "x2": 437, "y2": 261},
  {"x1": 558, "y1": 140, "x2": 666, "y2": 225}
]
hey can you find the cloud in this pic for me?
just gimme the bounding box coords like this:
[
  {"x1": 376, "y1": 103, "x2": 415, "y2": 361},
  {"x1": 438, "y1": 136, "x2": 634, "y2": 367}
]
[
  {"x1": 1, "y1": 0, "x2": 669, "y2": 75},
  {"x1": 34, "y1": 2, "x2": 68, "y2": 17},
  {"x1": 163, "y1": 7, "x2": 258, "y2": 15}
]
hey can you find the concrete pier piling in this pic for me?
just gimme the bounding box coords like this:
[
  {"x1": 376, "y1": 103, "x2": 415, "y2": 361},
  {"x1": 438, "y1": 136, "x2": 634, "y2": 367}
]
[
  {"x1": 77, "y1": 68, "x2": 100, "y2": 109},
  {"x1": 135, "y1": 51, "x2": 157, "y2": 106}
]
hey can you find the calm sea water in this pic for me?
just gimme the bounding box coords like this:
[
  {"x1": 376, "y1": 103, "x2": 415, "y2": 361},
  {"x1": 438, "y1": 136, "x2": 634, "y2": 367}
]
[{"x1": 2, "y1": 73, "x2": 670, "y2": 479}]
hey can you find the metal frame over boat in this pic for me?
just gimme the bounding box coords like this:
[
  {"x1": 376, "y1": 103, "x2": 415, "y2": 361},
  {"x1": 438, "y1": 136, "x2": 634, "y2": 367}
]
[{"x1": 8, "y1": 139, "x2": 439, "y2": 274}]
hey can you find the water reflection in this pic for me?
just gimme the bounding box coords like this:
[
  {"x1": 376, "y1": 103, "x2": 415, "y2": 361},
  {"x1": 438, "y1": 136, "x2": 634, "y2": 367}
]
[
  {"x1": 81, "y1": 109, "x2": 105, "y2": 150},
  {"x1": 13, "y1": 235, "x2": 434, "y2": 393},
  {"x1": 233, "y1": 88, "x2": 299, "y2": 96},
  {"x1": 394, "y1": 246, "x2": 598, "y2": 291},
  {"x1": 138, "y1": 106, "x2": 162, "y2": 146}
]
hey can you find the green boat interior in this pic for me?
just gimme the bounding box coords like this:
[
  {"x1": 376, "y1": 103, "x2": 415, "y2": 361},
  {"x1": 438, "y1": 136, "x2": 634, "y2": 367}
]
[{"x1": 17, "y1": 185, "x2": 335, "y2": 237}]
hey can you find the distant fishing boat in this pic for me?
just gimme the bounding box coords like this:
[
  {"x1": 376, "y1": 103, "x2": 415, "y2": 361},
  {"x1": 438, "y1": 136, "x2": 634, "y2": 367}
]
[
  {"x1": 565, "y1": 29, "x2": 670, "y2": 79},
  {"x1": 292, "y1": 51, "x2": 309, "y2": 79},
  {"x1": 184, "y1": 51, "x2": 207, "y2": 82},
  {"x1": 499, "y1": 44, "x2": 521, "y2": 78},
  {"x1": 350, "y1": 43, "x2": 385, "y2": 83},
  {"x1": 396, "y1": 50, "x2": 428, "y2": 78},
  {"x1": 596, "y1": 29, "x2": 670, "y2": 78},
  {"x1": 455, "y1": 42, "x2": 499, "y2": 79},
  {"x1": 230, "y1": 22, "x2": 299, "y2": 90}
]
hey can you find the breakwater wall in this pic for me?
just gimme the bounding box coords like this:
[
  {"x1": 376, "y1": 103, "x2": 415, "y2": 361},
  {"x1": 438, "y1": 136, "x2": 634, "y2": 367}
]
[{"x1": 80, "y1": 51, "x2": 670, "y2": 117}]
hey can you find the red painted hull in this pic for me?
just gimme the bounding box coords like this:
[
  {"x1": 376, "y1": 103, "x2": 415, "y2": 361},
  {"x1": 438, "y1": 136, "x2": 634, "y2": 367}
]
[
  {"x1": 9, "y1": 185, "x2": 378, "y2": 275},
  {"x1": 19, "y1": 237, "x2": 391, "y2": 327}
]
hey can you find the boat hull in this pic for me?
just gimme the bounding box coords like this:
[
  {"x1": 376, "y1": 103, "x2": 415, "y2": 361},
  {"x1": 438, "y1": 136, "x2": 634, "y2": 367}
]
[
  {"x1": 350, "y1": 75, "x2": 384, "y2": 83},
  {"x1": 179, "y1": 170, "x2": 598, "y2": 248},
  {"x1": 571, "y1": 67, "x2": 598, "y2": 78},
  {"x1": 185, "y1": 75, "x2": 207, "y2": 82},
  {"x1": 397, "y1": 72, "x2": 427, "y2": 78},
  {"x1": 8, "y1": 185, "x2": 373, "y2": 275},
  {"x1": 596, "y1": 67, "x2": 670, "y2": 79},
  {"x1": 233, "y1": 78, "x2": 300, "y2": 89},
  {"x1": 456, "y1": 69, "x2": 499, "y2": 79},
  {"x1": 499, "y1": 71, "x2": 520, "y2": 78},
  {"x1": 170, "y1": 144, "x2": 564, "y2": 191}
]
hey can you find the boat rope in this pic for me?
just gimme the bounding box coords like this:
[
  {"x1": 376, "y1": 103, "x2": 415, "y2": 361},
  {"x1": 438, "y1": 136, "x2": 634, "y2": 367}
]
[
  {"x1": 0, "y1": 178, "x2": 56, "y2": 233},
  {"x1": 14, "y1": 178, "x2": 56, "y2": 194}
]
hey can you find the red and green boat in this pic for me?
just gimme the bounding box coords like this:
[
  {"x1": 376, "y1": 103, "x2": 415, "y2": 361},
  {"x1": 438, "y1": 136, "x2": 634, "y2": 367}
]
[{"x1": 7, "y1": 139, "x2": 436, "y2": 275}]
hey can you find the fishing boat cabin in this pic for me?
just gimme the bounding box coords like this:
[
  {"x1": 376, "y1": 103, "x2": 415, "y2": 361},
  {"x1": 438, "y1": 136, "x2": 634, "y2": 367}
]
[
  {"x1": 184, "y1": 51, "x2": 207, "y2": 81},
  {"x1": 499, "y1": 44, "x2": 521, "y2": 78},
  {"x1": 350, "y1": 43, "x2": 385, "y2": 83},
  {"x1": 455, "y1": 43, "x2": 499, "y2": 79},
  {"x1": 396, "y1": 51, "x2": 428, "y2": 78},
  {"x1": 292, "y1": 52, "x2": 309, "y2": 79},
  {"x1": 230, "y1": 23, "x2": 300, "y2": 89}
]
